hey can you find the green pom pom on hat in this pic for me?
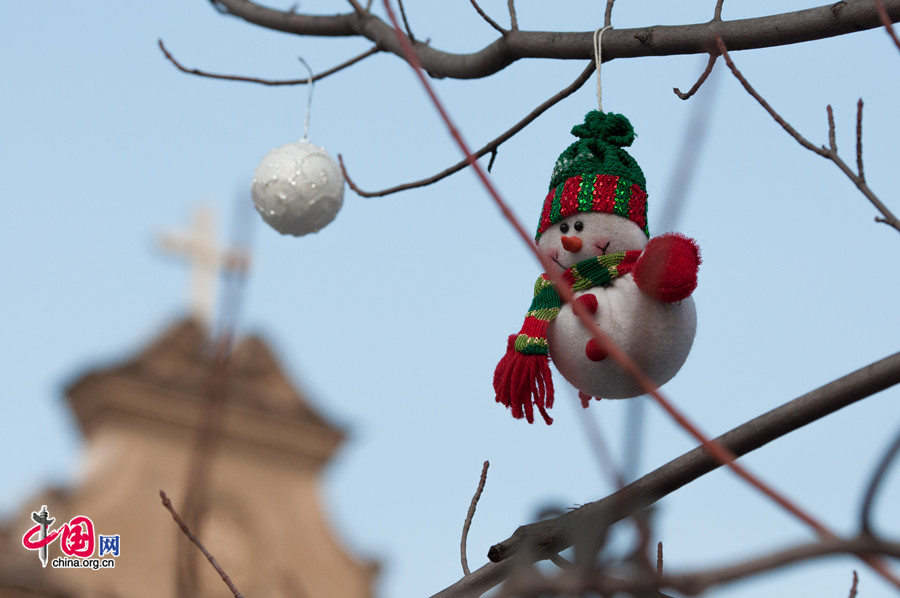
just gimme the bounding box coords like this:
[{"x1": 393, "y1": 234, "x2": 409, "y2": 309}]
[{"x1": 536, "y1": 111, "x2": 649, "y2": 239}]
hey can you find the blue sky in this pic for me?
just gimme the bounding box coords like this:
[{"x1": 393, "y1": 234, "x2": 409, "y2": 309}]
[{"x1": 2, "y1": 1, "x2": 899, "y2": 597}]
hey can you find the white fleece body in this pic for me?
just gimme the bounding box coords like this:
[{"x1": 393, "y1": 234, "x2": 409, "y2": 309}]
[
  {"x1": 547, "y1": 277, "x2": 696, "y2": 398},
  {"x1": 538, "y1": 212, "x2": 696, "y2": 399}
]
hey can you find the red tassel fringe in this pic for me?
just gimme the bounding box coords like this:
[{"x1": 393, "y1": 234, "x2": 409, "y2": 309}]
[{"x1": 493, "y1": 335, "x2": 555, "y2": 425}]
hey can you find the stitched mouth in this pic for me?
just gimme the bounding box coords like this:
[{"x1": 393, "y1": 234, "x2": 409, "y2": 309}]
[
  {"x1": 595, "y1": 241, "x2": 611, "y2": 255},
  {"x1": 552, "y1": 256, "x2": 566, "y2": 270}
]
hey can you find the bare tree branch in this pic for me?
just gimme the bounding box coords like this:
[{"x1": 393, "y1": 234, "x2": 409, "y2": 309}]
[
  {"x1": 849, "y1": 570, "x2": 859, "y2": 598},
  {"x1": 461, "y1": 461, "x2": 490, "y2": 576},
  {"x1": 549, "y1": 552, "x2": 574, "y2": 570},
  {"x1": 160, "y1": 490, "x2": 244, "y2": 598},
  {"x1": 468, "y1": 0, "x2": 506, "y2": 35},
  {"x1": 876, "y1": 0, "x2": 900, "y2": 51},
  {"x1": 856, "y1": 98, "x2": 865, "y2": 182},
  {"x1": 158, "y1": 39, "x2": 379, "y2": 86},
  {"x1": 487, "y1": 352, "x2": 900, "y2": 562},
  {"x1": 657, "y1": 541, "x2": 663, "y2": 579},
  {"x1": 713, "y1": 0, "x2": 726, "y2": 21},
  {"x1": 339, "y1": 61, "x2": 594, "y2": 197},
  {"x1": 507, "y1": 0, "x2": 518, "y2": 31},
  {"x1": 433, "y1": 352, "x2": 900, "y2": 598},
  {"x1": 429, "y1": 351, "x2": 900, "y2": 598},
  {"x1": 210, "y1": 0, "x2": 900, "y2": 80},
  {"x1": 604, "y1": 0, "x2": 616, "y2": 28},
  {"x1": 668, "y1": 536, "x2": 900, "y2": 595},
  {"x1": 827, "y1": 104, "x2": 837, "y2": 152},
  {"x1": 478, "y1": 536, "x2": 900, "y2": 597},
  {"x1": 718, "y1": 37, "x2": 900, "y2": 233},
  {"x1": 860, "y1": 424, "x2": 900, "y2": 534},
  {"x1": 397, "y1": 0, "x2": 415, "y2": 41},
  {"x1": 345, "y1": 0, "x2": 367, "y2": 16},
  {"x1": 673, "y1": 52, "x2": 717, "y2": 99}
]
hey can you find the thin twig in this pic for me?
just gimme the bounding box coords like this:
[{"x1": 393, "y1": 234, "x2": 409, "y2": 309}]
[
  {"x1": 487, "y1": 149, "x2": 498, "y2": 172},
  {"x1": 340, "y1": 62, "x2": 594, "y2": 197},
  {"x1": 382, "y1": 0, "x2": 900, "y2": 589},
  {"x1": 674, "y1": 52, "x2": 718, "y2": 99},
  {"x1": 160, "y1": 491, "x2": 244, "y2": 598},
  {"x1": 158, "y1": 40, "x2": 379, "y2": 86},
  {"x1": 718, "y1": 37, "x2": 900, "y2": 233},
  {"x1": 604, "y1": 0, "x2": 616, "y2": 27},
  {"x1": 827, "y1": 104, "x2": 837, "y2": 151},
  {"x1": 713, "y1": 0, "x2": 725, "y2": 21},
  {"x1": 397, "y1": 0, "x2": 416, "y2": 41},
  {"x1": 875, "y1": 0, "x2": 900, "y2": 51},
  {"x1": 849, "y1": 570, "x2": 859, "y2": 598},
  {"x1": 346, "y1": 0, "x2": 366, "y2": 15},
  {"x1": 549, "y1": 553, "x2": 574, "y2": 569},
  {"x1": 469, "y1": 0, "x2": 507, "y2": 34},
  {"x1": 860, "y1": 424, "x2": 900, "y2": 534},
  {"x1": 657, "y1": 542, "x2": 664, "y2": 578},
  {"x1": 718, "y1": 38, "x2": 827, "y2": 157},
  {"x1": 461, "y1": 461, "x2": 490, "y2": 576},
  {"x1": 856, "y1": 98, "x2": 865, "y2": 181},
  {"x1": 507, "y1": 0, "x2": 518, "y2": 30}
]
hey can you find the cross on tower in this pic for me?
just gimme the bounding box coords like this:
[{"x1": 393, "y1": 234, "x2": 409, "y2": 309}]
[{"x1": 158, "y1": 206, "x2": 250, "y2": 325}]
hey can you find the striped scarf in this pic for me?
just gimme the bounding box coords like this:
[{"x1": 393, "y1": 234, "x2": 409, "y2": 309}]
[{"x1": 493, "y1": 250, "x2": 641, "y2": 424}]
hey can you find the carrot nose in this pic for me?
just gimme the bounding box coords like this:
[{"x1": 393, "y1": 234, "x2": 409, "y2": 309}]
[{"x1": 561, "y1": 236, "x2": 583, "y2": 253}]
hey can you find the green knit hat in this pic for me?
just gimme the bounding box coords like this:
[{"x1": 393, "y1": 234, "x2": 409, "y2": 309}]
[{"x1": 536, "y1": 111, "x2": 649, "y2": 239}]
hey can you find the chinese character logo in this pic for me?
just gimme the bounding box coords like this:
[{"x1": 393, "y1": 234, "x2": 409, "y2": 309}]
[
  {"x1": 21, "y1": 505, "x2": 120, "y2": 568},
  {"x1": 98, "y1": 535, "x2": 120, "y2": 557},
  {"x1": 22, "y1": 506, "x2": 55, "y2": 567}
]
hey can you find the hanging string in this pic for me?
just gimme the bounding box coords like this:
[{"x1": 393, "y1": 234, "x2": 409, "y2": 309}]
[
  {"x1": 593, "y1": 26, "x2": 611, "y2": 111},
  {"x1": 297, "y1": 56, "x2": 314, "y2": 140}
]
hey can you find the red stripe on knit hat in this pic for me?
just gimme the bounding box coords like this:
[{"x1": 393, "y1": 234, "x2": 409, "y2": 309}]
[
  {"x1": 592, "y1": 174, "x2": 618, "y2": 214},
  {"x1": 559, "y1": 176, "x2": 581, "y2": 218},
  {"x1": 628, "y1": 183, "x2": 648, "y2": 231},
  {"x1": 537, "y1": 188, "x2": 556, "y2": 237}
]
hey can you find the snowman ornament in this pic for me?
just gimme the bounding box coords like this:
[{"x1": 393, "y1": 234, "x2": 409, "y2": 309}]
[{"x1": 493, "y1": 111, "x2": 700, "y2": 425}]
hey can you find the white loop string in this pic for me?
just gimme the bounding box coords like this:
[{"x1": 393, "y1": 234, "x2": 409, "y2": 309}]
[
  {"x1": 297, "y1": 56, "x2": 314, "y2": 140},
  {"x1": 593, "y1": 26, "x2": 611, "y2": 111}
]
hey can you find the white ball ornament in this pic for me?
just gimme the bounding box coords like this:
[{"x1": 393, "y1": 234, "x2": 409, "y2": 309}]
[{"x1": 251, "y1": 139, "x2": 344, "y2": 236}]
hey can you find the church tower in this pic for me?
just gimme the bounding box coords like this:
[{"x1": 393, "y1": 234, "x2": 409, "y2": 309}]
[
  {"x1": 0, "y1": 318, "x2": 377, "y2": 597},
  {"x1": 0, "y1": 207, "x2": 377, "y2": 597}
]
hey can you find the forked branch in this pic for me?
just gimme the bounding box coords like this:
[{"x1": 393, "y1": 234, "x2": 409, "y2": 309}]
[
  {"x1": 339, "y1": 61, "x2": 595, "y2": 197},
  {"x1": 158, "y1": 39, "x2": 380, "y2": 86},
  {"x1": 717, "y1": 37, "x2": 900, "y2": 233},
  {"x1": 210, "y1": 0, "x2": 900, "y2": 80}
]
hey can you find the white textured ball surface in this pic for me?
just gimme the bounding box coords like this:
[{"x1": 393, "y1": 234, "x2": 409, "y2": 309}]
[{"x1": 251, "y1": 139, "x2": 344, "y2": 236}]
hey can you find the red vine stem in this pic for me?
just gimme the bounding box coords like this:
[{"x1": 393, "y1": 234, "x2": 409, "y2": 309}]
[{"x1": 379, "y1": 0, "x2": 900, "y2": 587}]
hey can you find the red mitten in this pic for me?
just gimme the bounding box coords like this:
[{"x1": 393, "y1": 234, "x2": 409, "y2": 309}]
[{"x1": 633, "y1": 233, "x2": 700, "y2": 303}]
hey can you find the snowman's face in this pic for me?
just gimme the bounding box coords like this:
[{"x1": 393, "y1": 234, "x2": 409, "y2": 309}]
[{"x1": 537, "y1": 212, "x2": 648, "y2": 273}]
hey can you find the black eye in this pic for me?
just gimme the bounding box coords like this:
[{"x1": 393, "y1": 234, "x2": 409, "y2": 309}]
[
  {"x1": 559, "y1": 223, "x2": 569, "y2": 234},
  {"x1": 574, "y1": 221, "x2": 584, "y2": 232}
]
